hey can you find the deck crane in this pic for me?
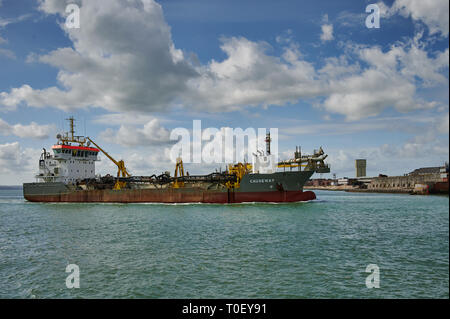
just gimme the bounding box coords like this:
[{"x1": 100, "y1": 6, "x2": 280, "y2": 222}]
[
  {"x1": 172, "y1": 157, "x2": 185, "y2": 188},
  {"x1": 277, "y1": 146, "x2": 330, "y2": 173},
  {"x1": 86, "y1": 137, "x2": 130, "y2": 190}
]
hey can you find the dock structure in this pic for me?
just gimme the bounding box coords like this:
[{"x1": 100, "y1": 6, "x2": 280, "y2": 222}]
[
  {"x1": 306, "y1": 164, "x2": 449, "y2": 195},
  {"x1": 367, "y1": 166, "x2": 448, "y2": 194}
]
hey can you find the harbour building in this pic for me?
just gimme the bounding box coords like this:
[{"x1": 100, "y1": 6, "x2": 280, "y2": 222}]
[{"x1": 355, "y1": 159, "x2": 367, "y2": 178}]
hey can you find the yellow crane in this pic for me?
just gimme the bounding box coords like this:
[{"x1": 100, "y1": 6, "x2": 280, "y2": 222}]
[
  {"x1": 86, "y1": 137, "x2": 130, "y2": 190},
  {"x1": 225, "y1": 162, "x2": 252, "y2": 189},
  {"x1": 172, "y1": 157, "x2": 185, "y2": 188}
]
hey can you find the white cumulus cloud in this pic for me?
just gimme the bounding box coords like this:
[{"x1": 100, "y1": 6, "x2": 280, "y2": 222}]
[
  {"x1": 99, "y1": 118, "x2": 172, "y2": 147},
  {"x1": 0, "y1": 142, "x2": 41, "y2": 180},
  {"x1": 381, "y1": 0, "x2": 449, "y2": 36},
  {"x1": 184, "y1": 36, "x2": 320, "y2": 112},
  {"x1": 320, "y1": 24, "x2": 334, "y2": 41},
  {"x1": 319, "y1": 41, "x2": 448, "y2": 120},
  {"x1": 0, "y1": 0, "x2": 197, "y2": 113},
  {"x1": 0, "y1": 48, "x2": 15, "y2": 59},
  {"x1": 0, "y1": 118, "x2": 55, "y2": 139},
  {"x1": 0, "y1": 0, "x2": 447, "y2": 123}
]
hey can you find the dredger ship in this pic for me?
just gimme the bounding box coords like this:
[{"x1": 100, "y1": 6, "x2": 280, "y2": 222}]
[{"x1": 23, "y1": 118, "x2": 330, "y2": 203}]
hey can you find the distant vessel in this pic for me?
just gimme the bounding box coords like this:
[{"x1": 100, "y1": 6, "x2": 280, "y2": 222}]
[{"x1": 23, "y1": 118, "x2": 330, "y2": 203}]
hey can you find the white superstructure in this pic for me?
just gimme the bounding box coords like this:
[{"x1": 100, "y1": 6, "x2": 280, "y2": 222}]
[
  {"x1": 252, "y1": 151, "x2": 277, "y2": 174},
  {"x1": 36, "y1": 145, "x2": 99, "y2": 184},
  {"x1": 35, "y1": 117, "x2": 100, "y2": 184},
  {"x1": 251, "y1": 131, "x2": 277, "y2": 174}
]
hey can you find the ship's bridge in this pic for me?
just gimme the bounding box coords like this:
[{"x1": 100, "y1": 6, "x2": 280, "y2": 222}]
[
  {"x1": 36, "y1": 144, "x2": 101, "y2": 184},
  {"x1": 51, "y1": 144, "x2": 100, "y2": 160},
  {"x1": 35, "y1": 116, "x2": 103, "y2": 183}
]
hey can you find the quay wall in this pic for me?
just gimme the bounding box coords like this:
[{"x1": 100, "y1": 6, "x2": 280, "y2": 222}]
[{"x1": 367, "y1": 173, "x2": 442, "y2": 192}]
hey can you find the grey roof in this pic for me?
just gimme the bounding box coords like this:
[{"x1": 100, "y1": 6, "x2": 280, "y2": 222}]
[{"x1": 409, "y1": 167, "x2": 441, "y2": 175}]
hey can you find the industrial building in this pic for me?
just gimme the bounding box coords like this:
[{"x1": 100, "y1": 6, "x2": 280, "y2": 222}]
[{"x1": 355, "y1": 159, "x2": 367, "y2": 177}]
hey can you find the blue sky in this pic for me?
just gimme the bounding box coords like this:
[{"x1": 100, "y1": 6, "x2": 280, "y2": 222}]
[{"x1": 0, "y1": 0, "x2": 448, "y2": 184}]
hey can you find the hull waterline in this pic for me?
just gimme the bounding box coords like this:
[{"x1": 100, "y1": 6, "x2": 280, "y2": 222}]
[{"x1": 23, "y1": 187, "x2": 316, "y2": 203}]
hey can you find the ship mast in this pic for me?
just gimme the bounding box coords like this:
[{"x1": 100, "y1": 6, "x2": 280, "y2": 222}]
[
  {"x1": 265, "y1": 130, "x2": 271, "y2": 155},
  {"x1": 60, "y1": 117, "x2": 86, "y2": 146},
  {"x1": 68, "y1": 116, "x2": 75, "y2": 141}
]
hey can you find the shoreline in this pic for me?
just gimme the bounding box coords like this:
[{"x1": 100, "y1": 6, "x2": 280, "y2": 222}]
[{"x1": 304, "y1": 186, "x2": 448, "y2": 196}]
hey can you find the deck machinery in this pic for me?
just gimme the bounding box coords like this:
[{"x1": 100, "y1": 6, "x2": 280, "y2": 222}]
[{"x1": 23, "y1": 118, "x2": 330, "y2": 203}]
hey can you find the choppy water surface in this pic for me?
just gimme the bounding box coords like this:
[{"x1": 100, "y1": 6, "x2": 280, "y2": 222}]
[{"x1": 0, "y1": 188, "x2": 448, "y2": 298}]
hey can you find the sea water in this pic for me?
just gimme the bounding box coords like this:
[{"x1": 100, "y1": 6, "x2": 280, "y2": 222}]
[{"x1": 0, "y1": 188, "x2": 448, "y2": 298}]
